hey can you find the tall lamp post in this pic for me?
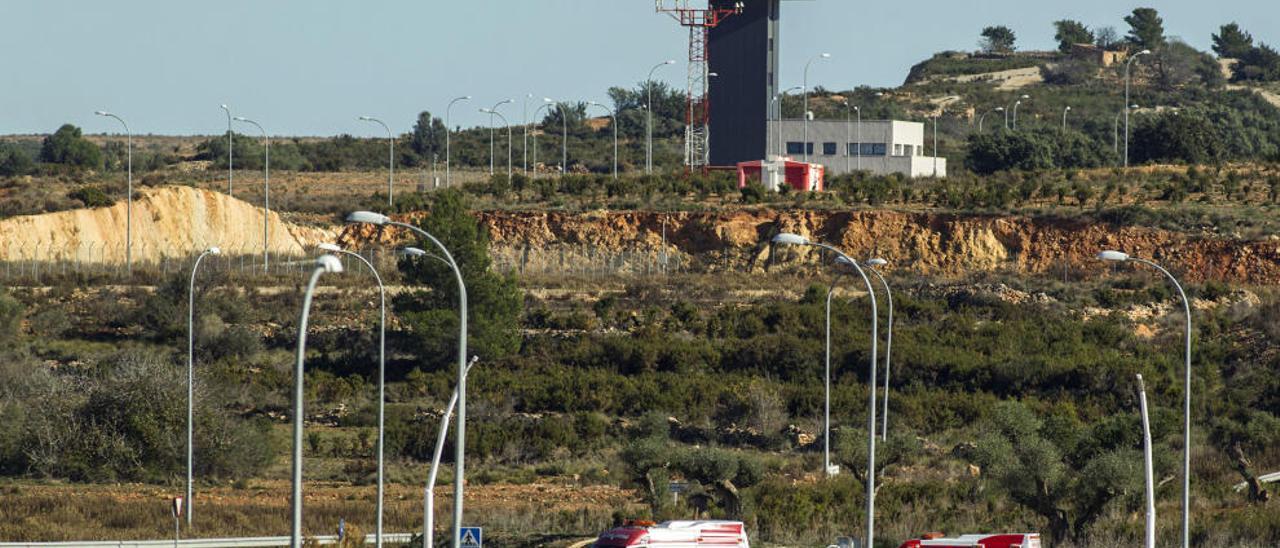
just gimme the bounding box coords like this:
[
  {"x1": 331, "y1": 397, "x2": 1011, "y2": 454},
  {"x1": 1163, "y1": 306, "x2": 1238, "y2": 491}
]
[
  {"x1": 646, "y1": 59, "x2": 676, "y2": 174},
  {"x1": 1005, "y1": 95, "x2": 1029, "y2": 129},
  {"x1": 480, "y1": 108, "x2": 513, "y2": 181},
  {"x1": 1137, "y1": 373, "x2": 1157, "y2": 548},
  {"x1": 185, "y1": 246, "x2": 221, "y2": 527},
  {"x1": 772, "y1": 233, "x2": 878, "y2": 548},
  {"x1": 346, "y1": 211, "x2": 469, "y2": 548},
  {"x1": 1114, "y1": 105, "x2": 1139, "y2": 157},
  {"x1": 358, "y1": 116, "x2": 395, "y2": 208},
  {"x1": 445, "y1": 96, "x2": 471, "y2": 188},
  {"x1": 854, "y1": 104, "x2": 862, "y2": 171},
  {"x1": 95, "y1": 111, "x2": 132, "y2": 273},
  {"x1": 220, "y1": 104, "x2": 233, "y2": 196},
  {"x1": 419, "y1": 352, "x2": 479, "y2": 548},
  {"x1": 1125, "y1": 50, "x2": 1152, "y2": 168},
  {"x1": 588, "y1": 101, "x2": 619, "y2": 179},
  {"x1": 544, "y1": 98, "x2": 568, "y2": 174},
  {"x1": 486, "y1": 99, "x2": 513, "y2": 175},
  {"x1": 318, "y1": 243, "x2": 387, "y2": 548},
  {"x1": 233, "y1": 117, "x2": 270, "y2": 271},
  {"x1": 842, "y1": 100, "x2": 853, "y2": 173},
  {"x1": 931, "y1": 108, "x2": 942, "y2": 177},
  {"x1": 863, "y1": 258, "x2": 893, "y2": 440},
  {"x1": 289, "y1": 255, "x2": 345, "y2": 548},
  {"x1": 802, "y1": 53, "x2": 832, "y2": 163},
  {"x1": 523, "y1": 94, "x2": 533, "y2": 176},
  {"x1": 978, "y1": 107, "x2": 1003, "y2": 132},
  {"x1": 770, "y1": 85, "x2": 802, "y2": 158},
  {"x1": 1061, "y1": 106, "x2": 1072, "y2": 131},
  {"x1": 530, "y1": 103, "x2": 554, "y2": 178},
  {"x1": 1097, "y1": 250, "x2": 1192, "y2": 548}
]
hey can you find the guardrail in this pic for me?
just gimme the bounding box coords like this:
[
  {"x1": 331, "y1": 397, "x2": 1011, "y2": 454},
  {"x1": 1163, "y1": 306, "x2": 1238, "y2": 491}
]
[{"x1": 0, "y1": 532, "x2": 414, "y2": 548}]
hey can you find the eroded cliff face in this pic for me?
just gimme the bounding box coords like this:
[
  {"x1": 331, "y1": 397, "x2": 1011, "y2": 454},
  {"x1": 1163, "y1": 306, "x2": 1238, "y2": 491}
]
[
  {"x1": 0, "y1": 186, "x2": 336, "y2": 262},
  {"x1": 341, "y1": 208, "x2": 1280, "y2": 284}
]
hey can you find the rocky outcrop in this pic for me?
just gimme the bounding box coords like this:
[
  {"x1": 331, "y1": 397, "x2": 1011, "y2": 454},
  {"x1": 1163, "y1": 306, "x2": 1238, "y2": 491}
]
[
  {"x1": 341, "y1": 208, "x2": 1280, "y2": 284},
  {"x1": 0, "y1": 185, "x2": 336, "y2": 262}
]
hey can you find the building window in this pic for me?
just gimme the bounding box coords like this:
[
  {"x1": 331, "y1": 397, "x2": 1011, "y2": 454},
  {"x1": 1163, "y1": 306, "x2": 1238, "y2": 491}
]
[
  {"x1": 917, "y1": 146, "x2": 924, "y2": 156},
  {"x1": 904, "y1": 144, "x2": 914, "y2": 156},
  {"x1": 894, "y1": 144, "x2": 903, "y2": 156},
  {"x1": 786, "y1": 142, "x2": 813, "y2": 156},
  {"x1": 823, "y1": 142, "x2": 837, "y2": 156},
  {"x1": 857, "y1": 143, "x2": 886, "y2": 156},
  {"x1": 847, "y1": 142, "x2": 858, "y2": 155}
]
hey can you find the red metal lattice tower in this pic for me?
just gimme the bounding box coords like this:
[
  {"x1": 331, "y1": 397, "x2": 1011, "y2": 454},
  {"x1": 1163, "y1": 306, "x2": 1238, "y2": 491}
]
[{"x1": 656, "y1": 1, "x2": 742, "y2": 171}]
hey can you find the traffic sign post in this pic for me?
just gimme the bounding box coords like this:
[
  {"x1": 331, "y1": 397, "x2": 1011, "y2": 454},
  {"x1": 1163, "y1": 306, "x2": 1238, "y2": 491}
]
[
  {"x1": 460, "y1": 526, "x2": 483, "y2": 548},
  {"x1": 171, "y1": 496, "x2": 183, "y2": 548}
]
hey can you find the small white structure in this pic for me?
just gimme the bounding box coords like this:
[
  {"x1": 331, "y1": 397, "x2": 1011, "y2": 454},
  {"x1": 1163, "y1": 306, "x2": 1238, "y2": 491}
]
[{"x1": 768, "y1": 119, "x2": 946, "y2": 178}]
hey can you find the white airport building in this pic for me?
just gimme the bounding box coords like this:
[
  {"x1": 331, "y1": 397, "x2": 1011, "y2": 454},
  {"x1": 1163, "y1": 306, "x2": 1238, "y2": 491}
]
[{"x1": 765, "y1": 119, "x2": 947, "y2": 178}]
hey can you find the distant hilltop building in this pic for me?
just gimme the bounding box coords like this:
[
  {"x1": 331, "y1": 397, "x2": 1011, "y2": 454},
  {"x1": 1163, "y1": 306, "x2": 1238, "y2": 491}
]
[
  {"x1": 768, "y1": 119, "x2": 946, "y2": 178},
  {"x1": 1069, "y1": 43, "x2": 1129, "y2": 67}
]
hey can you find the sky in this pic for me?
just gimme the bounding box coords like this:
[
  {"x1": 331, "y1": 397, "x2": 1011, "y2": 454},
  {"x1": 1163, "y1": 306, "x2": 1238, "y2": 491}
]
[{"x1": 1, "y1": 0, "x2": 1277, "y2": 137}]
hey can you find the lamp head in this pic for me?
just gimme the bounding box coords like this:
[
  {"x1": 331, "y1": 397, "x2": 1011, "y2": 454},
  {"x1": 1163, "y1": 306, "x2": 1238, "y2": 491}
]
[
  {"x1": 543, "y1": 97, "x2": 555, "y2": 103},
  {"x1": 317, "y1": 243, "x2": 342, "y2": 253},
  {"x1": 1131, "y1": 104, "x2": 1140, "y2": 109},
  {"x1": 820, "y1": 53, "x2": 832, "y2": 59},
  {"x1": 316, "y1": 254, "x2": 345, "y2": 273},
  {"x1": 345, "y1": 211, "x2": 391, "y2": 226},
  {"x1": 865, "y1": 258, "x2": 888, "y2": 267},
  {"x1": 400, "y1": 247, "x2": 428, "y2": 257},
  {"x1": 1139, "y1": 49, "x2": 1152, "y2": 55},
  {"x1": 94, "y1": 111, "x2": 109, "y2": 116},
  {"x1": 233, "y1": 116, "x2": 248, "y2": 122},
  {"x1": 220, "y1": 104, "x2": 229, "y2": 110},
  {"x1": 358, "y1": 116, "x2": 373, "y2": 121},
  {"x1": 1097, "y1": 250, "x2": 1130, "y2": 262},
  {"x1": 833, "y1": 255, "x2": 857, "y2": 268},
  {"x1": 771, "y1": 233, "x2": 809, "y2": 246},
  {"x1": 995, "y1": 107, "x2": 1004, "y2": 112},
  {"x1": 1065, "y1": 106, "x2": 1072, "y2": 111},
  {"x1": 479, "y1": 108, "x2": 493, "y2": 114},
  {"x1": 464, "y1": 95, "x2": 473, "y2": 100},
  {"x1": 1021, "y1": 94, "x2": 1030, "y2": 99},
  {"x1": 664, "y1": 59, "x2": 676, "y2": 65},
  {"x1": 207, "y1": 246, "x2": 222, "y2": 255}
]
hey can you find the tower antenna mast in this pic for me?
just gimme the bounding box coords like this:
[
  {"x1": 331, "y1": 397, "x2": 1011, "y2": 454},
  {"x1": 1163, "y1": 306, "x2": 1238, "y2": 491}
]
[{"x1": 655, "y1": 0, "x2": 743, "y2": 172}]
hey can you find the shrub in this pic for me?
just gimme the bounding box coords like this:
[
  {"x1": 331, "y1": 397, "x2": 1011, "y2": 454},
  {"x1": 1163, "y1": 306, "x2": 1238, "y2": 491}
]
[{"x1": 67, "y1": 186, "x2": 115, "y2": 208}]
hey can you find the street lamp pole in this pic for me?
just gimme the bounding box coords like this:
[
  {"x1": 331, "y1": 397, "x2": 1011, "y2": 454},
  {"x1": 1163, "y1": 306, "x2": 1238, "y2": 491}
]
[
  {"x1": 802, "y1": 53, "x2": 832, "y2": 164},
  {"x1": 770, "y1": 86, "x2": 802, "y2": 158},
  {"x1": 359, "y1": 117, "x2": 395, "y2": 208},
  {"x1": 95, "y1": 111, "x2": 132, "y2": 274},
  {"x1": 480, "y1": 109, "x2": 514, "y2": 181},
  {"x1": 233, "y1": 117, "x2": 270, "y2": 271},
  {"x1": 487, "y1": 99, "x2": 513, "y2": 176},
  {"x1": 1137, "y1": 373, "x2": 1157, "y2": 548},
  {"x1": 545, "y1": 98, "x2": 568, "y2": 174},
  {"x1": 1114, "y1": 105, "x2": 1138, "y2": 159},
  {"x1": 588, "y1": 101, "x2": 619, "y2": 179},
  {"x1": 647, "y1": 60, "x2": 676, "y2": 174},
  {"x1": 523, "y1": 94, "x2": 532, "y2": 176},
  {"x1": 979, "y1": 107, "x2": 1003, "y2": 132},
  {"x1": 185, "y1": 246, "x2": 220, "y2": 527},
  {"x1": 1125, "y1": 50, "x2": 1152, "y2": 168},
  {"x1": 855, "y1": 105, "x2": 862, "y2": 171},
  {"x1": 1098, "y1": 250, "x2": 1191, "y2": 548},
  {"x1": 318, "y1": 244, "x2": 387, "y2": 548},
  {"x1": 289, "y1": 255, "x2": 345, "y2": 548},
  {"x1": 1005, "y1": 95, "x2": 1028, "y2": 130},
  {"x1": 932, "y1": 109, "x2": 942, "y2": 177},
  {"x1": 1062, "y1": 106, "x2": 1072, "y2": 131},
  {"x1": 220, "y1": 105, "x2": 233, "y2": 196},
  {"x1": 843, "y1": 100, "x2": 852, "y2": 173},
  {"x1": 530, "y1": 103, "x2": 553, "y2": 178},
  {"x1": 445, "y1": 96, "x2": 471, "y2": 188},
  {"x1": 773, "y1": 233, "x2": 878, "y2": 548},
  {"x1": 346, "y1": 212, "x2": 468, "y2": 548},
  {"x1": 864, "y1": 259, "x2": 893, "y2": 441},
  {"x1": 420, "y1": 354, "x2": 478, "y2": 548}
]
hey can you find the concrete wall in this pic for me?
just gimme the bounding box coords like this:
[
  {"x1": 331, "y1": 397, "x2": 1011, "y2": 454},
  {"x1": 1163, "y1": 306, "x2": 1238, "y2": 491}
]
[{"x1": 766, "y1": 119, "x2": 946, "y2": 177}]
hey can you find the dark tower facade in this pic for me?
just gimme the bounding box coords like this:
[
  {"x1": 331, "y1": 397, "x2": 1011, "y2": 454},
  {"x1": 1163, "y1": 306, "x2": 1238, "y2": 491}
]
[{"x1": 707, "y1": 0, "x2": 779, "y2": 167}]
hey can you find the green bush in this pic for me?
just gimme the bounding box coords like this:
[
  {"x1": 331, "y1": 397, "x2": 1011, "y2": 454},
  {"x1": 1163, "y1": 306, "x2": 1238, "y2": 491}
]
[{"x1": 67, "y1": 186, "x2": 115, "y2": 208}]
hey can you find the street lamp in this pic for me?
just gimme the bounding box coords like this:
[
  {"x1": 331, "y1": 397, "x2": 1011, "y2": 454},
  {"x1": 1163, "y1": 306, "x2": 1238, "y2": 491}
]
[
  {"x1": 1097, "y1": 249, "x2": 1192, "y2": 548},
  {"x1": 523, "y1": 94, "x2": 533, "y2": 176},
  {"x1": 232, "y1": 116, "x2": 270, "y2": 271},
  {"x1": 480, "y1": 108, "x2": 514, "y2": 181},
  {"x1": 1114, "y1": 105, "x2": 1139, "y2": 157},
  {"x1": 289, "y1": 254, "x2": 345, "y2": 548},
  {"x1": 95, "y1": 111, "x2": 132, "y2": 274},
  {"x1": 931, "y1": 108, "x2": 943, "y2": 177},
  {"x1": 770, "y1": 85, "x2": 802, "y2": 158},
  {"x1": 346, "y1": 211, "x2": 469, "y2": 548},
  {"x1": 318, "y1": 243, "x2": 387, "y2": 548},
  {"x1": 854, "y1": 104, "x2": 862, "y2": 171},
  {"x1": 1137, "y1": 373, "x2": 1157, "y2": 548},
  {"x1": 802, "y1": 53, "x2": 832, "y2": 163},
  {"x1": 530, "y1": 103, "x2": 554, "y2": 178},
  {"x1": 646, "y1": 59, "x2": 677, "y2": 174},
  {"x1": 544, "y1": 98, "x2": 568, "y2": 175},
  {"x1": 772, "y1": 232, "x2": 878, "y2": 548},
  {"x1": 1125, "y1": 50, "x2": 1152, "y2": 168},
  {"x1": 862, "y1": 258, "x2": 893, "y2": 441},
  {"x1": 1062, "y1": 106, "x2": 1072, "y2": 131},
  {"x1": 842, "y1": 100, "x2": 853, "y2": 173},
  {"x1": 1005, "y1": 95, "x2": 1029, "y2": 129},
  {"x1": 358, "y1": 116, "x2": 395, "y2": 208},
  {"x1": 185, "y1": 246, "x2": 221, "y2": 527},
  {"x1": 588, "y1": 101, "x2": 619, "y2": 179},
  {"x1": 445, "y1": 96, "x2": 471, "y2": 188},
  {"x1": 486, "y1": 100, "x2": 514, "y2": 176},
  {"x1": 978, "y1": 107, "x2": 1003, "y2": 132},
  {"x1": 220, "y1": 104, "x2": 233, "y2": 196}
]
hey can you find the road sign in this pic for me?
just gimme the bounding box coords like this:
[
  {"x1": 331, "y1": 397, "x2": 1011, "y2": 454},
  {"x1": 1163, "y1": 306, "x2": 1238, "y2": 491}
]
[
  {"x1": 171, "y1": 496, "x2": 183, "y2": 519},
  {"x1": 460, "y1": 527, "x2": 483, "y2": 548}
]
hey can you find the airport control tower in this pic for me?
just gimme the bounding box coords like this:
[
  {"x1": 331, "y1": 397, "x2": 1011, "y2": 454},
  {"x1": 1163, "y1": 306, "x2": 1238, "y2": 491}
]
[{"x1": 707, "y1": 0, "x2": 780, "y2": 167}]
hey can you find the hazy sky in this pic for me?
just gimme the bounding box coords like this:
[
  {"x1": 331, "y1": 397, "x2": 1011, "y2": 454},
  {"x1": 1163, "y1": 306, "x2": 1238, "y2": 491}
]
[{"x1": 2, "y1": 1, "x2": 1276, "y2": 136}]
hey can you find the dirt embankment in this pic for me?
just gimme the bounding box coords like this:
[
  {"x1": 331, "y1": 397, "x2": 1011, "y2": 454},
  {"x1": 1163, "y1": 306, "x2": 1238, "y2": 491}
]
[
  {"x1": 342, "y1": 209, "x2": 1280, "y2": 284},
  {"x1": 0, "y1": 185, "x2": 336, "y2": 262}
]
